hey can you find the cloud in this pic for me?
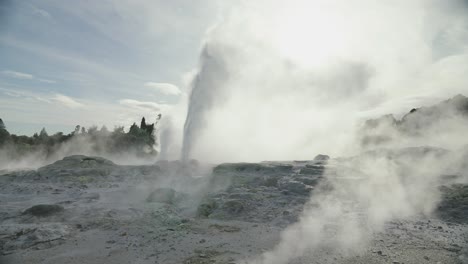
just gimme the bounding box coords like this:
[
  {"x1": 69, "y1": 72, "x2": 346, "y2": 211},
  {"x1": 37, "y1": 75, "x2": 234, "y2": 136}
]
[
  {"x1": 2, "y1": 90, "x2": 85, "y2": 109},
  {"x1": 0, "y1": 36, "x2": 139, "y2": 92},
  {"x1": 117, "y1": 99, "x2": 168, "y2": 128},
  {"x1": 1, "y1": 70, "x2": 56, "y2": 83},
  {"x1": 119, "y1": 99, "x2": 162, "y2": 112},
  {"x1": 0, "y1": 88, "x2": 47, "y2": 102},
  {"x1": 144, "y1": 82, "x2": 182, "y2": 96},
  {"x1": 31, "y1": 7, "x2": 52, "y2": 19},
  {"x1": 2, "y1": 70, "x2": 33, "y2": 80},
  {"x1": 38, "y1": 78, "x2": 56, "y2": 84},
  {"x1": 51, "y1": 94, "x2": 84, "y2": 109}
]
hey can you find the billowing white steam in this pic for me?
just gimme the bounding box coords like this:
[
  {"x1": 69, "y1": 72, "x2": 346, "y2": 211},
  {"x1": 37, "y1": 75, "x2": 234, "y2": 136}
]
[
  {"x1": 181, "y1": 44, "x2": 232, "y2": 161},
  {"x1": 246, "y1": 148, "x2": 467, "y2": 263},
  {"x1": 175, "y1": 0, "x2": 468, "y2": 262},
  {"x1": 179, "y1": 0, "x2": 468, "y2": 162}
]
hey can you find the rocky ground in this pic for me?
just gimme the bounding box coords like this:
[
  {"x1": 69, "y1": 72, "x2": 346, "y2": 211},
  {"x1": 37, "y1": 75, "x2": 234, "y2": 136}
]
[{"x1": 0, "y1": 154, "x2": 467, "y2": 264}]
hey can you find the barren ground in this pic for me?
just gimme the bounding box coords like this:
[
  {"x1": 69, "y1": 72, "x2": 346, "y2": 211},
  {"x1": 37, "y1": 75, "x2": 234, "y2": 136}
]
[{"x1": 0, "y1": 155, "x2": 467, "y2": 264}]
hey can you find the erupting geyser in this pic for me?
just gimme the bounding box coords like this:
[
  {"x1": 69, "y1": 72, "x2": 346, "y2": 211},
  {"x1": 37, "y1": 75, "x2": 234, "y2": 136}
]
[{"x1": 181, "y1": 44, "x2": 230, "y2": 161}]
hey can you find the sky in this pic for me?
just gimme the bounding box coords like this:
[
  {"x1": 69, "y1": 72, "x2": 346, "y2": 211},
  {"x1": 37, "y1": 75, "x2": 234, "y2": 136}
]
[{"x1": 0, "y1": 0, "x2": 218, "y2": 135}]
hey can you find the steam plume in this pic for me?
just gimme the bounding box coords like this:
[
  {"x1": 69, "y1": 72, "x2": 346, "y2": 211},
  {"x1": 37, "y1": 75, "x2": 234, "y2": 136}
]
[{"x1": 181, "y1": 44, "x2": 231, "y2": 161}]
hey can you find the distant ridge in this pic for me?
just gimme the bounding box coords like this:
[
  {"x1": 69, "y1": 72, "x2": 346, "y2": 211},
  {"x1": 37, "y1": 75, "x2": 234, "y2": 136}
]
[{"x1": 360, "y1": 94, "x2": 468, "y2": 147}]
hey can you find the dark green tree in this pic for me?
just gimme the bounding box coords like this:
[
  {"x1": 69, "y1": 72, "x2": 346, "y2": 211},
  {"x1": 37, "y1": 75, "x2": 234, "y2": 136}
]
[
  {"x1": 0, "y1": 127, "x2": 10, "y2": 146},
  {"x1": 100, "y1": 126, "x2": 109, "y2": 134},
  {"x1": 39, "y1": 128, "x2": 48, "y2": 138},
  {"x1": 140, "y1": 117, "x2": 146, "y2": 129}
]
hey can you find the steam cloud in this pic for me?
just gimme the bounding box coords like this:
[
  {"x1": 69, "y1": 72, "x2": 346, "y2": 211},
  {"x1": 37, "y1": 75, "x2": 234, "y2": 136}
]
[
  {"x1": 178, "y1": 0, "x2": 468, "y2": 162},
  {"x1": 245, "y1": 148, "x2": 468, "y2": 263},
  {"x1": 175, "y1": 0, "x2": 468, "y2": 263},
  {"x1": 181, "y1": 44, "x2": 231, "y2": 161}
]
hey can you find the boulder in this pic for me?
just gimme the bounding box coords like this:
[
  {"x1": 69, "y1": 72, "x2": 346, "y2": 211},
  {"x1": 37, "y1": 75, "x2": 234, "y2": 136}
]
[
  {"x1": 313, "y1": 154, "x2": 330, "y2": 162},
  {"x1": 197, "y1": 200, "x2": 217, "y2": 217},
  {"x1": 23, "y1": 204, "x2": 64, "y2": 217},
  {"x1": 146, "y1": 188, "x2": 179, "y2": 204}
]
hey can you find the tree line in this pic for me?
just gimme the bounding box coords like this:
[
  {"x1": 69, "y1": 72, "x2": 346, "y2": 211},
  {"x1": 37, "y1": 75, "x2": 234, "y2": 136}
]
[{"x1": 0, "y1": 116, "x2": 161, "y2": 161}]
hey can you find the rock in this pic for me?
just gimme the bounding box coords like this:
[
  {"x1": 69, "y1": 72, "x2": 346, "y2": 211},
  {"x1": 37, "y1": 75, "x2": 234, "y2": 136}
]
[
  {"x1": 82, "y1": 192, "x2": 100, "y2": 201},
  {"x1": 183, "y1": 249, "x2": 222, "y2": 264},
  {"x1": 436, "y1": 184, "x2": 468, "y2": 223},
  {"x1": 313, "y1": 154, "x2": 330, "y2": 161},
  {"x1": 279, "y1": 180, "x2": 311, "y2": 195},
  {"x1": 197, "y1": 200, "x2": 217, "y2": 217},
  {"x1": 459, "y1": 248, "x2": 468, "y2": 264},
  {"x1": 213, "y1": 163, "x2": 292, "y2": 175},
  {"x1": 36, "y1": 155, "x2": 115, "y2": 182},
  {"x1": 23, "y1": 204, "x2": 64, "y2": 217},
  {"x1": 261, "y1": 176, "x2": 279, "y2": 187},
  {"x1": 299, "y1": 165, "x2": 325, "y2": 175},
  {"x1": 222, "y1": 200, "x2": 245, "y2": 214},
  {"x1": 2, "y1": 223, "x2": 69, "y2": 252},
  {"x1": 228, "y1": 192, "x2": 254, "y2": 200},
  {"x1": 209, "y1": 224, "x2": 241, "y2": 233},
  {"x1": 294, "y1": 176, "x2": 320, "y2": 186},
  {"x1": 146, "y1": 188, "x2": 178, "y2": 204}
]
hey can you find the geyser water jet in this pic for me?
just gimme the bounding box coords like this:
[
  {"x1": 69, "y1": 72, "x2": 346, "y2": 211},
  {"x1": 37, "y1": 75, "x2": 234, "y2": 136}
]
[{"x1": 181, "y1": 43, "x2": 230, "y2": 161}]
